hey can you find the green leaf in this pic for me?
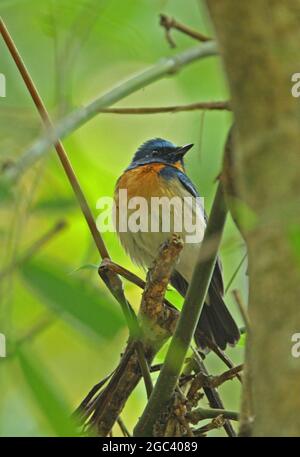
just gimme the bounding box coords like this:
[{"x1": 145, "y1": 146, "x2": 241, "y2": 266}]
[
  {"x1": 17, "y1": 346, "x2": 78, "y2": 436},
  {"x1": 20, "y1": 260, "x2": 125, "y2": 341},
  {"x1": 69, "y1": 264, "x2": 98, "y2": 274},
  {"x1": 32, "y1": 197, "x2": 77, "y2": 213},
  {"x1": 237, "y1": 333, "x2": 246, "y2": 347}
]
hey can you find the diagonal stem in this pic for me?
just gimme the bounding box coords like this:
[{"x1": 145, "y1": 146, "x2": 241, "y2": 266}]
[
  {"x1": 160, "y1": 14, "x2": 212, "y2": 46},
  {"x1": 188, "y1": 407, "x2": 239, "y2": 423},
  {"x1": 0, "y1": 17, "x2": 109, "y2": 260},
  {"x1": 100, "y1": 100, "x2": 230, "y2": 115},
  {"x1": 134, "y1": 182, "x2": 228, "y2": 437},
  {"x1": 0, "y1": 17, "x2": 150, "y2": 392}
]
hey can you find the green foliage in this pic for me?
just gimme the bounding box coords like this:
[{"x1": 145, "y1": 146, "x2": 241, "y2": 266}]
[
  {"x1": 69, "y1": 263, "x2": 98, "y2": 274},
  {"x1": 0, "y1": 0, "x2": 245, "y2": 436},
  {"x1": 0, "y1": 181, "x2": 13, "y2": 204},
  {"x1": 288, "y1": 224, "x2": 300, "y2": 268},
  {"x1": 17, "y1": 346, "x2": 78, "y2": 436},
  {"x1": 20, "y1": 260, "x2": 125, "y2": 341},
  {"x1": 32, "y1": 197, "x2": 77, "y2": 213},
  {"x1": 237, "y1": 333, "x2": 246, "y2": 348}
]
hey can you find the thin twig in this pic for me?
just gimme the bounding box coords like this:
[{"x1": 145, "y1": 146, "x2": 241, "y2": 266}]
[
  {"x1": 211, "y1": 364, "x2": 243, "y2": 387},
  {"x1": 134, "y1": 182, "x2": 228, "y2": 437},
  {"x1": 0, "y1": 18, "x2": 109, "y2": 260},
  {"x1": 73, "y1": 371, "x2": 116, "y2": 418},
  {"x1": 160, "y1": 14, "x2": 212, "y2": 48},
  {"x1": 192, "y1": 338, "x2": 242, "y2": 383},
  {"x1": 197, "y1": 110, "x2": 206, "y2": 163},
  {"x1": 82, "y1": 236, "x2": 182, "y2": 436},
  {"x1": 225, "y1": 251, "x2": 247, "y2": 293},
  {"x1": 188, "y1": 407, "x2": 239, "y2": 423},
  {"x1": 193, "y1": 415, "x2": 225, "y2": 436},
  {"x1": 135, "y1": 341, "x2": 153, "y2": 398},
  {"x1": 117, "y1": 417, "x2": 131, "y2": 437},
  {"x1": 189, "y1": 349, "x2": 236, "y2": 437},
  {"x1": 190, "y1": 364, "x2": 243, "y2": 390},
  {"x1": 99, "y1": 258, "x2": 175, "y2": 309},
  {"x1": 98, "y1": 262, "x2": 138, "y2": 336},
  {"x1": 100, "y1": 100, "x2": 230, "y2": 115},
  {"x1": 99, "y1": 258, "x2": 145, "y2": 289},
  {"x1": 0, "y1": 17, "x2": 152, "y2": 398},
  {"x1": 0, "y1": 16, "x2": 136, "y2": 332},
  {"x1": 232, "y1": 289, "x2": 250, "y2": 332},
  {"x1": 97, "y1": 264, "x2": 153, "y2": 395}
]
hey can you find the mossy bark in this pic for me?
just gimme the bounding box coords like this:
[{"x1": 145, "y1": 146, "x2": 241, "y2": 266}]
[{"x1": 206, "y1": 0, "x2": 300, "y2": 436}]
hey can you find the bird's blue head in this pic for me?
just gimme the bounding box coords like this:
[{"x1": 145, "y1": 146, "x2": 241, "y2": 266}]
[{"x1": 129, "y1": 138, "x2": 194, "y2": 169}]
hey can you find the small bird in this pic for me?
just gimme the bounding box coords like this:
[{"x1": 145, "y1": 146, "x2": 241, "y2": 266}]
[{"x1": 114, "y1": 138, "x2": 239, "y2": 350}]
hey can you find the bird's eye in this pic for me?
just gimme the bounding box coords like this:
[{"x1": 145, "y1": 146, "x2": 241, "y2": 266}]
[{"x1": 152, "y1": 150, "x2": 159, "y2": 156}]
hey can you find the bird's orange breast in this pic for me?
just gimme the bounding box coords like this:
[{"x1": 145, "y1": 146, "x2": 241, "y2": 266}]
[
  {"x1": 115, "y1": 162, "x2": 184, "y2": 200},
  {"x1": 115, "y1": 163, "x2": 168, "y2": 200}
]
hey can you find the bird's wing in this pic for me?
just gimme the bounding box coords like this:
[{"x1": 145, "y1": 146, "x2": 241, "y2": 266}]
[
  {"x1": 175, "y1": 169, "x2": 224, "y2": 295},
  {"x1": 175, "y1": 169, "x2": 201, "y2": 198},
  {"x1": 167, "y1": 167, "x2": 239, "y2": 349}
]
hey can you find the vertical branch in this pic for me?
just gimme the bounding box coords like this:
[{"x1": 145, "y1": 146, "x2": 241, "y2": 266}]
[
  {"x1": 134, "y1": 182, "x2": 228, "y2": 437},
  {"x1": 206, "y1": 0, "x2": 300, "y2": 437},
  {"x1": 79, "y1": 236, "x2": 182, "y2": 436}
]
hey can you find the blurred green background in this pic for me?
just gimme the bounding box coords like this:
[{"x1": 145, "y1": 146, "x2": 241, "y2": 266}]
[{"x1": 0, "y1": 0, "x2": 246, "y2": 436}]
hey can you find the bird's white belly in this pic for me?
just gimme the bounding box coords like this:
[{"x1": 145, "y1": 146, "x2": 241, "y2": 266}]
[{"x1": 117, "y1": 196, "x2": 206, "y2": 283}]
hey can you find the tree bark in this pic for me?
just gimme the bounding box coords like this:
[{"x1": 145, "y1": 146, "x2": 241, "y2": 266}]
[{"x1": 206, "y1": 0, "x2": 300, "y2": 436}]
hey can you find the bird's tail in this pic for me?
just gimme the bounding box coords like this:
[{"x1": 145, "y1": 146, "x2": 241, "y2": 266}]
[
  {"x1": 170, "y1": 270, "x2": 240, "y2": 351},
  {"x1": 195, "y1": 282, "x2": 240, "y2": 351}
]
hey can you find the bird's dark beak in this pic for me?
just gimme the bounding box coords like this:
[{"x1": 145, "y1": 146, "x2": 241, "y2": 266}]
[{"x1": 176, "y1": 143, "x2": 194, "y2": 158}]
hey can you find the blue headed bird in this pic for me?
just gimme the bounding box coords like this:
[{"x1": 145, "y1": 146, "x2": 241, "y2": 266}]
[{"x1": 114, "y1": 138, "x2": 239, "y2": 350}]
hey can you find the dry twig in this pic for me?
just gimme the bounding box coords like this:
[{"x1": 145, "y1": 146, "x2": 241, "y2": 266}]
[
  {"x1": 100, "y1": 100, "x2": 230, "y2": 115},
  {"x1": 134, "y1": 181, "x2": 228, "y2": 437},
  {"x1": 160, "y1": 14, "x2": 212, "y2": 48},
  {"x1": 77, "y1": 235, "x2": 183, "y2": 436},
  {"x1": 0, "y1": 17, "x2": 152, "y2": 394}
]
